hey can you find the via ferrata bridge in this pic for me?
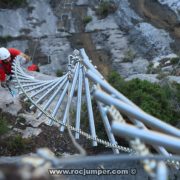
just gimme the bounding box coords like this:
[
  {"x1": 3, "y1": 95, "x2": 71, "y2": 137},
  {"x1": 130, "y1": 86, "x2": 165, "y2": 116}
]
[{"x1": 11, "y1": 49, "x2": 180, "y2": 179}]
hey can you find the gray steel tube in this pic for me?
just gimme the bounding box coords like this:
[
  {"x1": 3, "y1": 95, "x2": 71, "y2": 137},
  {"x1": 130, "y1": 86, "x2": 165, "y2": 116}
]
[
  {"x1": 60, "y1": 63, "x2": 80, "y2": 132},
  {"x1": 80, "y1": 49, "x2": 103, "y2": 78},
  {"x1": 48, "y1": 81, "x2": 69, "y2": 126},
  {"x1": 94, "y1": 90, "x2": 180, "y2": 137},
  {"x1": 29, "y1": 76, "x2": 67, "y2": 109},
  {"x1": 75, "y1": 66, "x2": 83, "y2": 139},
  {"x1": 37, "y1": 77, "x2": 68, "y2": 119},
  {"x1": 83, "y1": 67, "x2": 97, "y2": 146},
  {"x1": 112, "y1": 121, "x2": 180, "y2": 153},
  {"x1": 97, "y1": 102, "x2": 119, "y2": 154}
]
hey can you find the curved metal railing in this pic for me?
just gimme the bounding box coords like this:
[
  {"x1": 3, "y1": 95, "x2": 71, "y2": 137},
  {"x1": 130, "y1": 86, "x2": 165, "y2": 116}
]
[{"x1": 11, "y1": 48, "x2": 180, "y2": 179}]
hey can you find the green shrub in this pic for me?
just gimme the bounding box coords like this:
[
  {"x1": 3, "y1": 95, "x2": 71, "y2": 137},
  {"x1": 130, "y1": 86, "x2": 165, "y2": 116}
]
[
  {"x1": 56, "y1": 69, "x2": 64, "y2": 77},
  {"x1": 7, "y1": 135, "x2": 25, "y2": 152},
  {"x1": 147, "y1": 62, "x2": 154, "y2": 74},
  {"x1": 0, "y1": 0, "x2": 27, "y2": 8},
  {"x1": 83, "y1": 16, "x2": 92, "y2": 24},
  {"x1": 108, "y1": 71, "x2": 180, "y2": 125},
  {"x1": 170, "y1": 57, "x2": 180, "y2": 65},
  {"x1": 96, "y1": 0, "x2": 117, "y2": 18},
  {"x1": 0, "y1": 116, "x2": 9, "y2": 135},
  {"x1": 0, "y1": 36, "x2": 13, "y2": 44},
  {"x1": 175, "y1": 83, "x2": 180, "y2": 102},
  {"x1": 6, "y1": 134, "x2": 32, "y2": 155},
  {"x1": 1, "y1": 134, "x2": 34, "y2": 156}
]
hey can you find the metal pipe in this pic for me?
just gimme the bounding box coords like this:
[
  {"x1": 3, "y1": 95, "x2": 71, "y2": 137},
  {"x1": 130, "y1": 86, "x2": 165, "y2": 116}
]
[
  {"x1": 16, "y1": 81, "x2": 52, "y2": 89},
  {"x1": 83, "y1": 67, "x2": 97, "y2": 146},
  {"x1": 97, "y1": 102, "x2": 119, "y2": 154},
  {"x1": 24, "y1": 80, "x2": 58, "y2": 95},
  {"x1": 12, "y1": 70, "x2": 38, "y2": 81},
  {"x1": 29, "y1": 77, "x2": 67, "y2": 109},
  {"x1": 157, "y1": 161, "x2": 168, "y2": 180},
  {"x1": 80, "y1": 48, "x2": 103, "y2": 78},
  {"x1": 12, "y1": 76, "x2": 34, "y2": 81},
  {"x1": 12, "y1": 70, "x2": 58, "y2": 83},
  {"x1": 86, "y1": 70, "x2": 171, "y2": 156},
  {"x1": 13, "y1": 60, "x2": 132, "y2": 153},
  {"x1": 94, "y1": 90, "x2": 180, "y2": 137},
  {"x1": 86, "y1": 69, "x2": 136, "y2": 107},
  {"x1": 60, "y1": 63, "x2": 80, "y2": 132},
  {"x1": 75, "y1": 66, "x2": 83, "y2": 139},
  {"x1": 48, "y1": 81, "x2": 69, "y2": 126},
  {"x1": 11, "y1": 79, "x2": 34, "y2": 83},
  {"x1": 12, "y1": 62, "x2": 38, "y2": 79},
  {"x1": 14, "y1": 61, "x2": 60, "y2": 83},
  {"x1": 27, "y1": 77, "x2": 63, "y2": 96},
  {"x1": 37, "y1": 77, "x2": 68, "y2": 119},
  {"x1": 18, "y1": 79, "x2": 61, "y2": 95},
  {"x1": 23, "y1": 79, "x2": 60, "y2": 102},
  {"x1": 38, "y1": 154, "x2": 180, "y2": 167},
  {"x1": 112, "y1": 121, "x2": 180, "y2": 153}
]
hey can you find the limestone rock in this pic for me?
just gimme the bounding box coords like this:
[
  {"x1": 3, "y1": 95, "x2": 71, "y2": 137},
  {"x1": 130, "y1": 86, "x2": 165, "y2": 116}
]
[
  {"x1": 152, "y1": 53, "x2": 178, "y2": 62},
  {"x1": 129, "y1": 22, "x2": 173, "y2": 59},
  {"x1": 92, "y1": 29, "x2": 129, "y2": 63},
  {"x1": 114, "y1": 0, "x2": 142, "y2": 30},
  {"x1": 18, "y1": 113, "x2": 47, "y2": 128},
  {"x1": 76, "y1": 0, "x2": 89, "y2": 6},
  {"x1": 158, "y1": 0, "x2": 180, "y2": 20},
  {"x1": 125, "y1": 74, "x2": 160, "y2": 83},
  {"x1": 85, "y1": 8, "x2": 118, "y2": 32},
  {"x1": 0, "y1": 0, "x2": 58, "y2": 38},
  {"x1": 116, "y1": 63, "x2": 134, "y2": 78},
  {"x1": 168, "y1": 76, "x2": 180, "y2": 84},
  {"x1": 39, "y1": 36, "x2": 72, "y2": 76},
  {"x1": 22, "y1": 127, "x2": 42, "y2": 138},
  {"x1": 0, "y1": 87, "x2": 22, "y2": 116},
  {"x1": 132, "y1": 58, "x2": 149, "y2": 74}
]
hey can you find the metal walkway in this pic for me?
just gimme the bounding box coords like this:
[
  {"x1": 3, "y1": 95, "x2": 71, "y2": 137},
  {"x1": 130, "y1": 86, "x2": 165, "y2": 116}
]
[{"x1": 12, "y1": 49, "x2": 180, "y2": 179}]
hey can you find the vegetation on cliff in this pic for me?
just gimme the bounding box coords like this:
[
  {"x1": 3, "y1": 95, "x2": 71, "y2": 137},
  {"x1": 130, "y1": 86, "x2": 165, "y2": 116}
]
[
  {"x1": 108, "y1": 71, "x2": 180, "y2": 125},
  {"x1": 0, "y1": 0, "x2": 26, "y2": 8}
]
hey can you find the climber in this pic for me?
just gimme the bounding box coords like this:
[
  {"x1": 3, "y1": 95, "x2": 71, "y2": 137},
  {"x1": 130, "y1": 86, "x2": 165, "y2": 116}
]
[{"x1": 0, "y1": 47, "x2": 31, "y2": 88}]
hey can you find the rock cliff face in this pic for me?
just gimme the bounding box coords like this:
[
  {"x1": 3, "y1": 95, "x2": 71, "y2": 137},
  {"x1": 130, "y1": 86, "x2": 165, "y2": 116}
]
[
  {"x1": 0, "y1": 1, "x2": 180, "y2": 142},
  {"x1": 0, "y1": 1, "x2": 179, "y2": 114},
  {"x1": 0, "y1": 0, "x2": 179, "y2": 81},
  {"x1": 158, "y1": 0, "x2": 180, "y2": 20},
  {"x1": 0, "y1": 2, "x2": 180, "y2": 177},
  {"x1": 0, "y1": 0, "x2": 57, "y2": 38}
]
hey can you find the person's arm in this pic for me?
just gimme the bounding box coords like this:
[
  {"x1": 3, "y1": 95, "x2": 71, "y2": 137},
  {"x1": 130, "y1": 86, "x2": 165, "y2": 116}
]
[
  {"x1": 0, "y1": 69, "x2": 7, "y2": 88},
  {"x1": 8, "y1": 48, "x2": 31, "y2": 64},
  {"x1": 19, "y1": 53, "x2": 31, "y2": 62},
  {"x1": 8, "y1": 48, "x2": 21, "y2": 57}
]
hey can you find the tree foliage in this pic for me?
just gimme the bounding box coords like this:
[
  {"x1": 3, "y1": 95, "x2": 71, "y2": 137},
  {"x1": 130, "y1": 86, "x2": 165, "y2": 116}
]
[
  {"x1": 96, "y1": 0, "x2": 117, "y2": 18},
  {"x1": 108, "y1": 71, "x2": 180, "y2": 125},
  {"x1": 0, "y1": 0, "x2": 26, "y2": 8},
  {"x1": 0, "y1": 116, "x2": 9, "y2": 135}
]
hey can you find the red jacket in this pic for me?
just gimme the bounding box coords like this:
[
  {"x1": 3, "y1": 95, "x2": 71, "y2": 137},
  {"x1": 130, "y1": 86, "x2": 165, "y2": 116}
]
[
  {"x1": 27, "y1": 64, "x2": 39, "y2": 72},
  {"x1": 0, "y1": 48, "x2": 21, "y2": 82}
]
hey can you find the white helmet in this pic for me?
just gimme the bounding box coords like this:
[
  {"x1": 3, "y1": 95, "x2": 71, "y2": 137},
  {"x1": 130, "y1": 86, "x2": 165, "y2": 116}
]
[{"x1": 0, "y1": 47, "x2": 10, "y2": 60}]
